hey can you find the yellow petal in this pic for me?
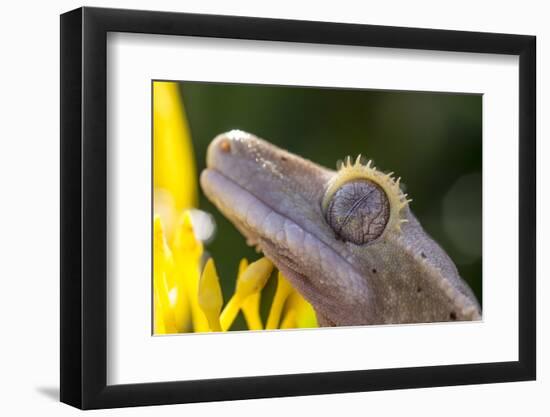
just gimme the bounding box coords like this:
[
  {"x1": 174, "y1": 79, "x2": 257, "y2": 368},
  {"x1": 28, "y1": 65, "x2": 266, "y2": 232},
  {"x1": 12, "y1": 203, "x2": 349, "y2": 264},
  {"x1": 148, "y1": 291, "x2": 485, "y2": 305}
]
[
  {"x1": 285, "y1": 290, "x2": 318, "y2": 329},
  {"x1": 235, "y1": 257, "x2": 273, "y2": 300},
  {"x1": 237, "y1": 258, "x2": 249, "y2": 281},
  {"x1": 266, "y1": 271, "x2": 294, "y2": 329},
  {"x1": 153, "y1": 82, "x2": 197, "y2": 215},
  {"x1": 242, "y1": 293, "x2": 262, "y2": 330},
  {"x1": 198, "y1": 259, "x2": 223, "y2": 332},
  {"x1": 219, "y1": 296, "x2": 241, "y2": 332},
  {"x1": 280, "y1": 309, "x2": 297, "y2": 329},
  {"x1": 172, "y1": 211, "x2": 203, "y2": 258},
  {"x1": 220, "y1": 257, "x2": 273, "y2": 331},
  {"x1": 239, "y1": 259, "x2": 263, "y2": 330}
]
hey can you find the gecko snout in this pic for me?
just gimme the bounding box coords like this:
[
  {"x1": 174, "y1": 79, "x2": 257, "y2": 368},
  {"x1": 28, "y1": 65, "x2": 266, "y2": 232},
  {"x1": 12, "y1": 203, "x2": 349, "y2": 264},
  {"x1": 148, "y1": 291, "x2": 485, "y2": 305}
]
[{"x1": 206, "y1": 130, "x2": 255, "y2": 168}]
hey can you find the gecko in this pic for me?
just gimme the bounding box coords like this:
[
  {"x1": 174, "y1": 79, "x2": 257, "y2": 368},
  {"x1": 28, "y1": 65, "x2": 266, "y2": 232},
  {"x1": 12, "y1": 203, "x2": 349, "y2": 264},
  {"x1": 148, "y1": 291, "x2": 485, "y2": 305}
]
[{"x1": 200, "y1": 130, "x2": 481, "y2": 327}]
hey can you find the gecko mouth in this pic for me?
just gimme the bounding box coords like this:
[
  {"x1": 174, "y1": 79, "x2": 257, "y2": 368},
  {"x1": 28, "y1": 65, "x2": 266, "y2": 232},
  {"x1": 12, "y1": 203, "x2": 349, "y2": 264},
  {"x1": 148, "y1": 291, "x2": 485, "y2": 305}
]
[
  {"x1": 200, "y1": 168, "x2": 368, "y2": 315},
  {"x1": 200, "y1": 168, "x2": 314, "y2": 290},
  {"x1": 200, "y1": 168, "x2": 322, "y2": 274}
]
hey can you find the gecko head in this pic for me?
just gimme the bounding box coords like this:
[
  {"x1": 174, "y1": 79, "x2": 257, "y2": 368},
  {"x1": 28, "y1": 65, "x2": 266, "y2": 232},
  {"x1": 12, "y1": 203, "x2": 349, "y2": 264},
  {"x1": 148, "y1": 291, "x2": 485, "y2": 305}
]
[
  {"x1": 200, "y1": 130, "x2": 376, "y2": 325},
  {"x1": 200, "y1": 130, "x2": 481, "y2": 326}
]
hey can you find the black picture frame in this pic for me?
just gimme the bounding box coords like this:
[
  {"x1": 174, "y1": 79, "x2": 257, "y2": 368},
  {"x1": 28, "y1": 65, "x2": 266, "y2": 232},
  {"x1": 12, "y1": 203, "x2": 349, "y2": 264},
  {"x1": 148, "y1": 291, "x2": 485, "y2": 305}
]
[{"x1": 60, "y1": 6, "x2": 536, "y2": 410}]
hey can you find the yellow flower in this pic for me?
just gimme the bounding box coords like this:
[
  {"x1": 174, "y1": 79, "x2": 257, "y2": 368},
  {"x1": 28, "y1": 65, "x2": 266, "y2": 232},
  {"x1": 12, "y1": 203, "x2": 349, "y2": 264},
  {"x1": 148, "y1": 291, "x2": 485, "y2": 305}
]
[{"x1": 153, "y1": 80, "x2": 318, "y2": 334}]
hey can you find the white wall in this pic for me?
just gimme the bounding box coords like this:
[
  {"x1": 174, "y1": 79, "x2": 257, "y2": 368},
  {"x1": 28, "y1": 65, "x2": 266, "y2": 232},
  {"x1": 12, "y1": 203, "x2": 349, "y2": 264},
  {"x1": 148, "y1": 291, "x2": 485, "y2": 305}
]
[{"x1": 0, "y1": 0, "x2": 545, "y2": 415}]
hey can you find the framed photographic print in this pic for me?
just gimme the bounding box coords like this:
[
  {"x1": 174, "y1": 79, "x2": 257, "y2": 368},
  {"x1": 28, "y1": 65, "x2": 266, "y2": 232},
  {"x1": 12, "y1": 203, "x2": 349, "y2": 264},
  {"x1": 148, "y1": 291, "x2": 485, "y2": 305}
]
[{"x1": 60, "y1": 6, "x2": 536, "y2": 409}]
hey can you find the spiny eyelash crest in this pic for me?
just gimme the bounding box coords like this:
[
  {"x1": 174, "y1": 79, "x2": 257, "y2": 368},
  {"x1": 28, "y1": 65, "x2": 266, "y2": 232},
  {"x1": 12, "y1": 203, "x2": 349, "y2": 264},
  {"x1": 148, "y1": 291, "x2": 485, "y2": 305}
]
[{"x1": 322, "y1": 154, "x2": 412, "y2": 236}]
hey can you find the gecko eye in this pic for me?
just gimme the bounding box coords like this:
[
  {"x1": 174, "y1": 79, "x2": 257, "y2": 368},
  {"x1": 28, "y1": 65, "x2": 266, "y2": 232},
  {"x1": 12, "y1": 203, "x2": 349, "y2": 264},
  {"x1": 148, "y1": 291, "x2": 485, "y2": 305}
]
[
  {"x1": 325, "y1": 179, "x2": 390, "y2": 245},
  {"x1": 322, "y1": 155, "x2": 411, "y2": 243}
]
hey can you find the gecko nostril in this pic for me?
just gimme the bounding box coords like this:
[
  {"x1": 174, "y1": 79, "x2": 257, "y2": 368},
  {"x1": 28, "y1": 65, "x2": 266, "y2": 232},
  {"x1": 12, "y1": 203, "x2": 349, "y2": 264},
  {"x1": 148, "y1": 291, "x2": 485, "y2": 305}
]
[
  {"x1": 371, "y1": 268, "x2": 377, "y2": 274},
  {"x1": 449, "y1": 311, "x2": 457, "y2": 320},
  {"x1": 219, "y1": 139, "x2": 231, "y2": 153}
]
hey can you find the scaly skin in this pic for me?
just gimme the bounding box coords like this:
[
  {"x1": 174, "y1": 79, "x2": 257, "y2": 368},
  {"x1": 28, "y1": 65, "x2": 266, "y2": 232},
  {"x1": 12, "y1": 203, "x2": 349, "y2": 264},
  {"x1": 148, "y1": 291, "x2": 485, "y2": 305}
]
[{"x1": 200, "y1": 130, "x2": 481, "y2": 326}]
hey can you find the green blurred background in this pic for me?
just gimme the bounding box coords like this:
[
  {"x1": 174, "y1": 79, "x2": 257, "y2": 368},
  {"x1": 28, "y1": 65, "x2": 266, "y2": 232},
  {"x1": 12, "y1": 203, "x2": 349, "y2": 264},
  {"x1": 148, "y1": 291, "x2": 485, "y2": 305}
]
[{"x1": 179, "y1": 81, "x2": 482, "y2": 328}]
